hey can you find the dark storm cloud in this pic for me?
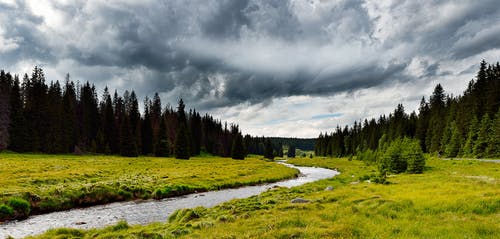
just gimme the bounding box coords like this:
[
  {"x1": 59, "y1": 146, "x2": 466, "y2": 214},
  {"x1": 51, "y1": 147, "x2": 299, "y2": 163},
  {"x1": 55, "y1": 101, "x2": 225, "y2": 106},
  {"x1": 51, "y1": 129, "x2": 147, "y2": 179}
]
[{"x1": 0, "y1": 0, "x2": 499, "y2": 110}]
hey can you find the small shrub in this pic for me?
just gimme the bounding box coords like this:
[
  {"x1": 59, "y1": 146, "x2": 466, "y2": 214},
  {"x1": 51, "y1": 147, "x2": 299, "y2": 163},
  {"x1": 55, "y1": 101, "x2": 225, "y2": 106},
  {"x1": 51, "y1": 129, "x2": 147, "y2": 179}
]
[
  {"x1": 112, "y1": 220, "x2": 129, "y2": 231},
  {"x1": 0, "y1": 204, "x2": 14, "y2": 219},
  {"x1": 7, "y1": 197, "x2": 31, "y2": 218}
]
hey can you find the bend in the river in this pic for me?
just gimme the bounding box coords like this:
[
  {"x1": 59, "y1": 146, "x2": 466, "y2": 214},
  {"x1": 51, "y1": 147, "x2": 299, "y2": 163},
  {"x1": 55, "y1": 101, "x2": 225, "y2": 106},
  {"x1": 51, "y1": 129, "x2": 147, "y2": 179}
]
[{"x1": 0, "y1": 162, "x2": 339, "y2": 239}]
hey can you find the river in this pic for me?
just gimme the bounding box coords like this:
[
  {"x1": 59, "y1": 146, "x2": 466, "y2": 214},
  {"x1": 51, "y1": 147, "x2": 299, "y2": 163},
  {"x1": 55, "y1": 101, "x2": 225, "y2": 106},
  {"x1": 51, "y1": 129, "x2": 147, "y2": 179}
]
[{"x1": 0, "y1": 162, "x2": 339, "y2": 238}]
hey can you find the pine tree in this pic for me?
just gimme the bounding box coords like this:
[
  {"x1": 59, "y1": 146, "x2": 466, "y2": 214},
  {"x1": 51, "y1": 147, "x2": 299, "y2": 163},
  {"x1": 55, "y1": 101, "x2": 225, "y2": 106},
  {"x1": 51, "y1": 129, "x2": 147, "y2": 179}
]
[
  {"x1": 461, "y1": 116, "x2": 479, "y2": 157},
  {"x1": 403, "y1": 138, "x2": 425, "y2": 174},
  {"x1": 141, "y1": 97, "x2": 153, "y2": 155},
  {"x1": 287, "y1": 145, "x2": 296, "y2": 158},
  {"x1": 0, "y1": 71, "x2": 10, "y2": 151},
  {"x1": 264, "y1": 139, "x2": 274, "y2": 160},
  {"x1": 155, "y1": 116, "x2": 169, "y2": 157},
  {"x1": 175, "y1": 99, "x2": 190, "y2": 159},
  {"x1": 8, "y1": 76, "x2": 28, "y2": 152},
  {"x1": 444, "y1": 122, "x2": 461, "y2": 158},
  {"x1": 231, "y1": 134, "x2": 245, "y2": 160},
  {"x1": 473, "y1": 114, "x2": 492, "y2": 158},
  {"x1": 120, "y1": 116, "x2": 138, "y2": 157},
  {"x1": 485, "y1": 109, "x2": 500, "y2": 157}
]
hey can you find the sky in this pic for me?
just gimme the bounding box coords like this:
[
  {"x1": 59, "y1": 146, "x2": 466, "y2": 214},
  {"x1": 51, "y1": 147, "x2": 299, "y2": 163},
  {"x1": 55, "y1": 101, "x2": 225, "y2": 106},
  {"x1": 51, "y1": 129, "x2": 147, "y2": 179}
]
[{"x1": 1, "y1": 0, "x2": 499, "y2": 138}]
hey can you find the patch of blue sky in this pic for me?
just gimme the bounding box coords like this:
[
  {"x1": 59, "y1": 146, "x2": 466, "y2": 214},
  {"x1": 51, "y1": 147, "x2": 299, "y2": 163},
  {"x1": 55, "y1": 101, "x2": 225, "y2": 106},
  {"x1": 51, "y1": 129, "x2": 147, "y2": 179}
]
[{"x1": 311, "y1": 113, "x2": 343, "y2": 120}]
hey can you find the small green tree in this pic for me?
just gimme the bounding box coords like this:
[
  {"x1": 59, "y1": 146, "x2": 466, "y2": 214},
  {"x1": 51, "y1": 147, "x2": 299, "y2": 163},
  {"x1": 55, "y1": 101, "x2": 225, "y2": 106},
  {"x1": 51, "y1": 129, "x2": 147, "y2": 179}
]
[
  {"x1": 473, "y1": 114, "x2": 492, "y2": 158},
  {"x1": 461, "y1": 116, "x2": 479, "y2": 157},
  {"x1": 444, "y1": 122, "x2": 461, "y2": 158},
  {"x1": 381, "y1": 139, "x2": 406, "y2": 174},
  {"x1": 485, "y1": 109, "x2": 500, "y2": 157},
  {"x1": 402, "y1": 138, "x2": 425, "y2": 174}
]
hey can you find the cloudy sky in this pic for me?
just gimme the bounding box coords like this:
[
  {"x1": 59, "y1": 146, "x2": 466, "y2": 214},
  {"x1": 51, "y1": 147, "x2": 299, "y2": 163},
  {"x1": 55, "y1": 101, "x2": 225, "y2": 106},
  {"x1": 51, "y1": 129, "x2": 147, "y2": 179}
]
[{"x1": 1, "y1": 0, "x2": 499, "y2": 137}]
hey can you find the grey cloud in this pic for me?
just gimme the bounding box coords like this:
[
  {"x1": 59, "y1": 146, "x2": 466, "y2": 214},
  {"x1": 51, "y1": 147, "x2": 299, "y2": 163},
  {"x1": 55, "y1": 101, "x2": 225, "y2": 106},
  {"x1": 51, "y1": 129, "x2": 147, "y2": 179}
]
[{"x1": 0, "y1": 0, "x2": 499, "y2": 112}]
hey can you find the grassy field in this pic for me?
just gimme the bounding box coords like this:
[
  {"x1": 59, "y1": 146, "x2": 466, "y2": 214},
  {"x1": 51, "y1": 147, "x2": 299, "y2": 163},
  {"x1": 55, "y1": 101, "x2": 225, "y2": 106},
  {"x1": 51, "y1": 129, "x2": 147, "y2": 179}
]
[
  {"x1": 30, "y1": 156, "x2": 500, "y2": 238},
  {"x1": 0, "y1": 153, "x2": 298, "y2": 221}
]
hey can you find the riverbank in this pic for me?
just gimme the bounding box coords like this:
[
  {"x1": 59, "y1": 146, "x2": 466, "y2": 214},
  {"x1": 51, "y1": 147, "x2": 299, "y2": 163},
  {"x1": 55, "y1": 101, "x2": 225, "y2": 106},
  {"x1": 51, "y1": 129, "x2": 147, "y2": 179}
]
[
  {"x1": 0, "y1": 153, "x2": 298, "y2": 222},
  {"x1": 28, "y1": 157, "x2": 499, "y2": 238},
  {"x1": 1, "y1": 163, "x2": 337, "y2": 238}
]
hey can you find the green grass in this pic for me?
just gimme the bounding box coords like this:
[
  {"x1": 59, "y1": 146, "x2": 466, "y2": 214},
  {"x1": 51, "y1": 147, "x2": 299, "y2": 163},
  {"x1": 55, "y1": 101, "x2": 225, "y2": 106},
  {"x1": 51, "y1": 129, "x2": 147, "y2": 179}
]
[
  {"x1": 0, "y1": 153, "x2": 298, "y2": 221},
  {"x1": 30, "y1": 156, "x2": 500, "y2": 238}
]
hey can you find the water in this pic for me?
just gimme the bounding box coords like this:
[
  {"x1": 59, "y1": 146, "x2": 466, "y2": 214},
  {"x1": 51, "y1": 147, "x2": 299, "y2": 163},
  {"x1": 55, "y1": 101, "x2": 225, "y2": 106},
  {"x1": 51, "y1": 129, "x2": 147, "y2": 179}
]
[{"x1": 0, "y1": 163, "x2": 339, "y2": 238}]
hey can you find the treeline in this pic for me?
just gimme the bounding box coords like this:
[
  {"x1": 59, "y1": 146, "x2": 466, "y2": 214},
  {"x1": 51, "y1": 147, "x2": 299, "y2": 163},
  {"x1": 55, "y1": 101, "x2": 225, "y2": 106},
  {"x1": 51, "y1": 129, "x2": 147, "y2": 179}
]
[
  {"x1": 267, "y1": 137, "x2": 315, "y2": 151},
  {"x1": 316, "y1": 60, "x2": 500, "y2": 159},
  {"x1": 0, "y1": 67, "x2": 247, "y2": 159}
]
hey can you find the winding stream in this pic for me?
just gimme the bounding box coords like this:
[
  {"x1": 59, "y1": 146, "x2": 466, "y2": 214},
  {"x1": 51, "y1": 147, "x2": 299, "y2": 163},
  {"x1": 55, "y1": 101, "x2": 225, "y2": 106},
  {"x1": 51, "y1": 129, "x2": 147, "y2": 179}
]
[{"x1": 0, "y1": 163, "x2": 339, "y2": 239}]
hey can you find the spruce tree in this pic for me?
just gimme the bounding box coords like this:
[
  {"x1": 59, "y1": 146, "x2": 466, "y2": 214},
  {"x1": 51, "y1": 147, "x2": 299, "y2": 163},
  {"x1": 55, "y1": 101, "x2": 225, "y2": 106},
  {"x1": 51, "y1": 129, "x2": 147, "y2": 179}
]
[
  {"x1": 485, "y1": 109, "x2": 500, "y2": 157},
  {"x1": 287, "y1": 145, "x2": 296, "y2": 158},
  {"x1": 264, "y1": 139, "x2": 274, "y2": 160},
  {"x1": 175, "y1": 99, "x2": 190, "y2": 159},
  {"x1": 8, "y1": 76, "x2": 28, "y2": 152},
  {"x1": 155, "y1": 116, "x2": 169, "y2": 157},
  {"x1": 473, "y1": 114, "x2": 492, "y2": 158},
  {"x1": 461, "y1": 116, "x2": 479, "y2": 157},
  {"x1": 444, "y1": 122, "x2": 461, "y2": 158},
  {"x1": 141, "y1": 97, "x2": 153, "y2": 155},
  {"x1": 0, "y1": 72, "x2": 10, "y2": 151},
  {"x1": 120, "y1": 117, "x2": 138, "y2": 157},
  {"x1": 231, "y1": 134, "x2": 245, "y2": 160}
]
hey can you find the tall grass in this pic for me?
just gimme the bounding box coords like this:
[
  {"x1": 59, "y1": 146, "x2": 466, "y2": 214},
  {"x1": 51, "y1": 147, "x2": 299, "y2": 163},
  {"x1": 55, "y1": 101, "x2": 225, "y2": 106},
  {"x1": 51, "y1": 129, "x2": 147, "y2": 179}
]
[
  {"x1": 0, "y1": 152, "x2": 298, "y2": 221},
  {"x1": 31, "y1": 156, "x2": 499, "y2": 238}
]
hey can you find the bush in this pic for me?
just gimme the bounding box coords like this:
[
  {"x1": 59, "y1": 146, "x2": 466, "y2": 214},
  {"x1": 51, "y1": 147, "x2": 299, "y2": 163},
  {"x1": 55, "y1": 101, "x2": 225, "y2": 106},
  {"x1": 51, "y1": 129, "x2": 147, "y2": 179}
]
[
  {"x1": 379, "y1": 138, "x2": 425, "y2": 174},
  {"x1": 7, "y1": 197, "x2": 31, "y2": 218},
  {"x1": 0, "y1": 204, "x2": 14, "y2": 219},
  {"x1": 402, "y1": 139, "x2": 425, "y2": 174}
]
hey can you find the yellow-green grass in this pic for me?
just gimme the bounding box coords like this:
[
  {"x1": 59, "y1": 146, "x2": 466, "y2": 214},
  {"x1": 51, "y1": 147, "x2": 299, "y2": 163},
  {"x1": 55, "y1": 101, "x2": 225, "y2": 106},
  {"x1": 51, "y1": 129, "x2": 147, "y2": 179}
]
[
  {"x1": 0, "y1": 153, "x2": 298, "y2": 220},
  {"x1": 31, "y1": 157, "x2": 499, "y2": 239}
]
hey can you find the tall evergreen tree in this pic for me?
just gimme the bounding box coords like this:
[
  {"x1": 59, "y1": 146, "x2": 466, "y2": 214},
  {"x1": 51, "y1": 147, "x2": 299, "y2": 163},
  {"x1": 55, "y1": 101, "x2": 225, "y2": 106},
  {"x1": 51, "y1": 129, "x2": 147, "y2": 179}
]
[
  {"x1": 120, "y1": 116, "x2": 138, "y2": 157},
  {"x1": 486, "y1": 109, "x2": 500, "y2": 157},
  {"x1": 287, "y1": 145, "x2": 296, "y2": 158},
  {"x1": 264, "y1": 139, "x2": 274, "y2": 160},
  {"x1": 141, "y1": 97, "x2": 153, "y2": 155},
  {"x1": 461, "y1": 116, "x2": 479, "y2": 157},
  {"x1": 155, "y1": 116, "x2": 169, "y2": 157},
  {"x1": 0, "y1": 71, "x2": 10, "y2": 151},
  {"x1": 8, "y1": 76, "x2": 28, "y2": 152},
  {"x1": 444, "y1": 122, "x2": 461, "y2": 158},
  {"x1": 473, "y1": 114, "x2": 492, "y2": 158},
  {"x1": 175, "y1": 99, "x2": 190, "y2": 159},
  {"x1": 230, "y1": 125, "x2": 245, "y2": 159}
]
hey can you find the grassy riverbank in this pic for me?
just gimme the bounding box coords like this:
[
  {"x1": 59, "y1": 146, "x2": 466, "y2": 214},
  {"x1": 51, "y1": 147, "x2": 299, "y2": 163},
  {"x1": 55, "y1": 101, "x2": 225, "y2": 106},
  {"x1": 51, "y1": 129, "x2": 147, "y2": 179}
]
[
  {"x1": 0, "y1": 153, "x2": 298, "y2": 221},
  {"x1": 30, "y1": 157, "x2": 499, "y2": 238}
]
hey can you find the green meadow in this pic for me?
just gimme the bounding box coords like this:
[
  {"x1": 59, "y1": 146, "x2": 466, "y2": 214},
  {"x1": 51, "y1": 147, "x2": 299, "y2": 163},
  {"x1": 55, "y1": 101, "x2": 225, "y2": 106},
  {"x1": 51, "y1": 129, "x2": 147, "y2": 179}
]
[
  {"x1": 0, "y1": 153, "x2": 298, "y2": 220},
  {"x1": 30, "y1": 156, "x2": 499, "y2": 239}
]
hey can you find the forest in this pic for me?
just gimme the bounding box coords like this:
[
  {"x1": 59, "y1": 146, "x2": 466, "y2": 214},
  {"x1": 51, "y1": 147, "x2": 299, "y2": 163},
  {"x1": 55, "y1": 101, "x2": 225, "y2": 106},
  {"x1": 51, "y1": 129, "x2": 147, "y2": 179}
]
[
  {"x1": 315, "y1": 60, "x2": 500, "y2": 159},
  {"x1": 0, "y1": 67, "x2": 270, "y2": 159}
]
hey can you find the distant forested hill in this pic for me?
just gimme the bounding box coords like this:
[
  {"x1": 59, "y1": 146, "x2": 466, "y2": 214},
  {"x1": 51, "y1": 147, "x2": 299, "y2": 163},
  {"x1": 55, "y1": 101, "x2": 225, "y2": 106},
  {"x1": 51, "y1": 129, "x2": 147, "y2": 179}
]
[
  {"x1": 268, "y1": 137, "x2": 316, "y2": 151},
  {"x1": 316, "y1": 60, "x2": 500, "y2": 159}
]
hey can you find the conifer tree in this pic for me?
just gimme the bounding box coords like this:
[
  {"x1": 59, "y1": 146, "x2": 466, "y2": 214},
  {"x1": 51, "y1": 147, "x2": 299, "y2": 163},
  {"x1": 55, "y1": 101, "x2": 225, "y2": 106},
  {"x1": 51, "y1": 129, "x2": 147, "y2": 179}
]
[
  {"x1": 264, "y1": 139, "x2": 274, "y2": 160},
  {"x1": 444, "y1": 122, "x2": 461, "y2": 158},
  {"x1": 155, "y1": 116, "x2": 169, "y2": 157},
  {"x1": 485, "y1": 109, "x2": 500, "y2": 157},
  {"x1": 231, "y1": 127, "x2": 245, "y2": 160},
  {"x1": 141, "y1": 97, "x2": 153, "y2": 155},
  {"x1": 461, "y1": 116, "x2": 479, "y2": 157},
  {"x1": 473, "y1": 114, "x2": 492, "y2": 158},
  {"x1": 8, "y1": 76, "x2": 28, "y2": 152},
  {"x1": 0, "y1": 72, "x2": 10, "y2": 151},
  {"x1": 175, "y1": 99, "x2": 190, "y2": 159},
  {"x1": 287, "y1": 145, "x2": 296, "y2": 158},
  {"x1": 120, "y1": 116, "x2": 138, "y2": 157}
]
